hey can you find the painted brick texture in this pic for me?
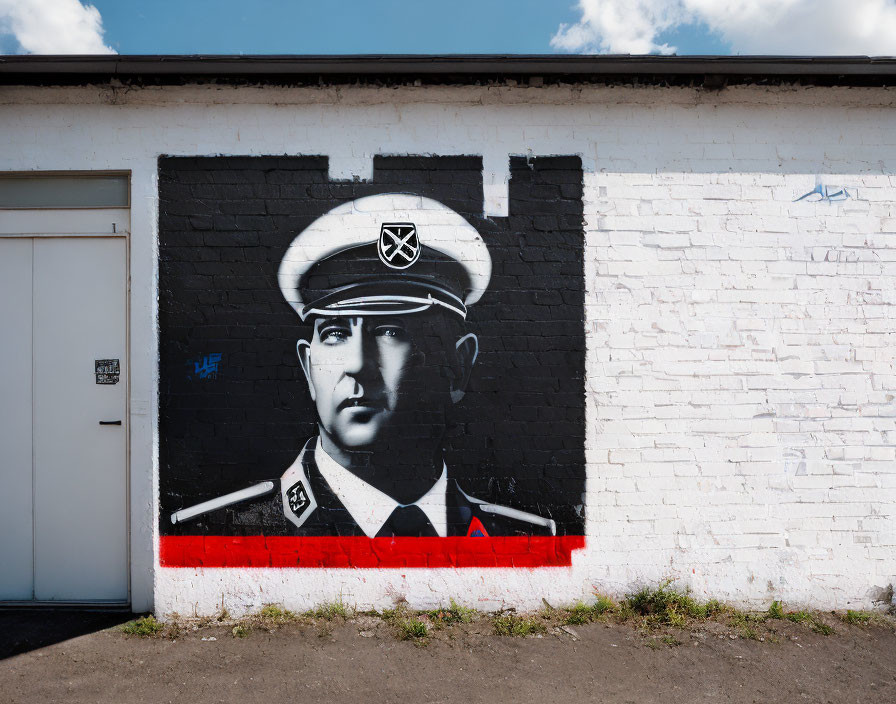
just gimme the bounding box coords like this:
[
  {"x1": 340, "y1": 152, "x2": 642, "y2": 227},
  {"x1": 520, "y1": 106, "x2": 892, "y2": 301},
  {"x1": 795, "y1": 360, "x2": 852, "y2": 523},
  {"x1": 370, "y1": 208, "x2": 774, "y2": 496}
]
[{"x1": 585, "y1": 171, "x2": 896, "y2": 608}]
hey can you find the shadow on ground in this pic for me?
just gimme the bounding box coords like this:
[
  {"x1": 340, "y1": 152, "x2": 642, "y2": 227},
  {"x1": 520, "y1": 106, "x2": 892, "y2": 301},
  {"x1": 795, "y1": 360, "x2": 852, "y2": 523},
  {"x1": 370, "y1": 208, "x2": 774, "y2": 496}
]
[{"x1": 0, "y1": 610, "x2": 133, "y2": 659}]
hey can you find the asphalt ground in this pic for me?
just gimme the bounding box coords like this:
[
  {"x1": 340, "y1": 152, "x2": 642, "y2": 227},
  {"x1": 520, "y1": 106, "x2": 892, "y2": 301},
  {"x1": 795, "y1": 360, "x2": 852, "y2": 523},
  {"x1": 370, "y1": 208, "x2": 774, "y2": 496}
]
[{"x1": 1, "y1": 610, "x2": 894, "y2": 704}]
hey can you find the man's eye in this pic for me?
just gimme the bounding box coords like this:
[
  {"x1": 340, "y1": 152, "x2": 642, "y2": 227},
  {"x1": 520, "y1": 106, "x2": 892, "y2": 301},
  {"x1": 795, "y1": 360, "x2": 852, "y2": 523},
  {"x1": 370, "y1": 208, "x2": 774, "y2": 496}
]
[
  {"x1": 320, "y1": 328, "x2": 349, "y2": 343},
  {"x1": 376, "y1": 326, "x2": 407, "y2": 339}
]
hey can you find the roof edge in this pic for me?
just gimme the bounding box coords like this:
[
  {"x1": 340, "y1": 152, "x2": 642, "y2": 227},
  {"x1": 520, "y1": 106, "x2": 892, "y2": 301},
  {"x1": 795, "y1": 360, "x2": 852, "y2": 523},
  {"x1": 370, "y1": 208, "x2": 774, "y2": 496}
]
[{"x1": 1, "y1": 54, "x2": 895, "y2": 87}]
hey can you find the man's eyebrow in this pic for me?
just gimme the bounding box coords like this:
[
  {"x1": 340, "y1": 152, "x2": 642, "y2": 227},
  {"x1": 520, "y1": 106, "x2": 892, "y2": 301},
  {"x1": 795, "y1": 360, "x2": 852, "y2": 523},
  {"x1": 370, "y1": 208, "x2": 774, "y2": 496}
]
[{"x1": 314, "y1": 317, "x2": 354, "y2": 333}]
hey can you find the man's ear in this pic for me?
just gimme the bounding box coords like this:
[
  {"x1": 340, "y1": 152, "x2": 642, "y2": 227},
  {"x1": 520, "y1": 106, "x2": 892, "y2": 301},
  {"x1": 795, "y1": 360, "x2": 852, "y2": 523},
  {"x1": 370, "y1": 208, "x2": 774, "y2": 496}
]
[
  {"x1": 296, "y1": 339, "x2": 316, "y2": 402},
  {"x1": 450, "y1": 333, "x2": 478, "y2": 404}
]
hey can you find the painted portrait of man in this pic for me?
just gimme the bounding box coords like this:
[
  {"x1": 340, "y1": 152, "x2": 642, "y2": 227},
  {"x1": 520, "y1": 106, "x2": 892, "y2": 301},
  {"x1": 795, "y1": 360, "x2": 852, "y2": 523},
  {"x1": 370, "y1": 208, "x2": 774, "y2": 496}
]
[
  {"x1": 158, "y1": 154, "x2": 586, "y2": 567},
  {"x1": 170, "y1": 193, "x2": 555, "y2": 537}
]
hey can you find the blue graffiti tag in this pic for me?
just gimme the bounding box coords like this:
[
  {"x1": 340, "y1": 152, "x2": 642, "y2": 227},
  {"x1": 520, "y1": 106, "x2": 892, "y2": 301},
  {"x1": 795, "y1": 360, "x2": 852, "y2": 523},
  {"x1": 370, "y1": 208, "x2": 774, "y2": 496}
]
[
  {"x1": 191, "y1": 353, "x2": 222, "y2": 380},
  {"x1": 794, "y1": 184, "x2": 853, "y2": 203}
]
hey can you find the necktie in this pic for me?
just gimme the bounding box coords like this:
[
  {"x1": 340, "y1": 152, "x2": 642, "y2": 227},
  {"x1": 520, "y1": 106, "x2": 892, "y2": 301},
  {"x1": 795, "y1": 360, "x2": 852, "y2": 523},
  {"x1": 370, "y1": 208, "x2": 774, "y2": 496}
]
[{"x1": 376, "y1": 504, "x2": 438, "y2": 537}]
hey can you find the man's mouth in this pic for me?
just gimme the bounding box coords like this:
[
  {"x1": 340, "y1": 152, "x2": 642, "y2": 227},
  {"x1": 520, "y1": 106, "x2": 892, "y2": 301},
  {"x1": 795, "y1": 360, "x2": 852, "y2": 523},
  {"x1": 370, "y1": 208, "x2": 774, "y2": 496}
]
[{"x1": 338, "y1": 397, "x2": 385, "y2": 412}]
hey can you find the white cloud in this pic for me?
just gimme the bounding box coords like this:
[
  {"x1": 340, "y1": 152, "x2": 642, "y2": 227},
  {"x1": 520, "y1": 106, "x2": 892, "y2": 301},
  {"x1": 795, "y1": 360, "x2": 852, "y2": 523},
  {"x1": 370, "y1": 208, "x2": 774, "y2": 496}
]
[
  {"x1": 551, "y1": 0, "x2": 896, "y2": 55},
  {"x1": 0, "y1": 0, "x2": 115, "y2": 54}
]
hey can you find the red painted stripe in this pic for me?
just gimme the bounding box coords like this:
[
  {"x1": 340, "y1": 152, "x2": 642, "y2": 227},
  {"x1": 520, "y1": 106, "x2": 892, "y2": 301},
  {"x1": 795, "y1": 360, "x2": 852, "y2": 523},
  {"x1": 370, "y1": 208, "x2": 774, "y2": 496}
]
[{"x1": 159, "y1": 535, "x2": 585, "y2": 568}]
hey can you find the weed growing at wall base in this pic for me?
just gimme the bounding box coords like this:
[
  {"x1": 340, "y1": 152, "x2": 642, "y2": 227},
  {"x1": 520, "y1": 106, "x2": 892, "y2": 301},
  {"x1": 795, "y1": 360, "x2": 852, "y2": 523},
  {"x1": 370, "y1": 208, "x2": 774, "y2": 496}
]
[
  {"x1": 425, "y1": 599, "x2": 477, "y2": 627},
  {"x1": 563, "y1": 594, "x2": 617, "y2": 625},
  {"x1": 379, "y1": 602, "x2": 431, "y2": 642},
  {"x1": 842, "y1": 610, "x2": 872, "y2": 625},
  {"x1": 114, "y1": 593, "x2": 893, "y2": 648},
  {"x1": 493, "y1": 612, "x2": 547, "y2": 637},
  {"x1": 398, "y1": 618, "x2": 429, "y2": 641},
  {"x1": 121, "y1": 616, "x2": 164, "y2": 637},
  {"x1": 306, "y1": 600, "x2": 349, "y2": 621},
  {"x1": 621, "y1": 580, "x2": 722, "y2": 627},
  {"x1": 258, "y1": 604, "x2": 298, "y2": 624},
  {"x1": 768, "y1": 601, "x2": 785, "y2": 619},
  {"x1": 766, "y1": 601, "x2": 835, "y2": 635}
]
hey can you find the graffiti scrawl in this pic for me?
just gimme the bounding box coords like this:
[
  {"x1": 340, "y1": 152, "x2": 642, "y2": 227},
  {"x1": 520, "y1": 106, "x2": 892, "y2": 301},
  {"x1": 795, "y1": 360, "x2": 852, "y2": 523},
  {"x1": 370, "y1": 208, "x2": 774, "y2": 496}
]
[
  {"x1": 794, "y1": 183, "x2": 854, "y2": 203},
  {"x1": 189, "y1": 353, "x2": 222, "y2": 380}
]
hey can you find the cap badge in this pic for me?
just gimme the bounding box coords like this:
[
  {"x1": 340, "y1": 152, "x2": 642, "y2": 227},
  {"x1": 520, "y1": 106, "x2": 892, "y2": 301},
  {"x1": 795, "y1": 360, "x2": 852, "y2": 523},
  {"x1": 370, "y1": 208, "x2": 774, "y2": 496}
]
[{"x1": 378, "y1": 223, "x2": 420, "y2": 270}]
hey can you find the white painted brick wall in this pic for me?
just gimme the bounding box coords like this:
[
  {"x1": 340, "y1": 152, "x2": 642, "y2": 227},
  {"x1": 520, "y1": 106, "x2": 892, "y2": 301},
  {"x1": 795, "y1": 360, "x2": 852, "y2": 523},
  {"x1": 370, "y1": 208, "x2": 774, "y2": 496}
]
[
  {"x1": 0, "y1": 83, "x2": 893, "y2": 615},
  {"x1": 586, "y1": 169, "x2": 895, "y2": 610}
]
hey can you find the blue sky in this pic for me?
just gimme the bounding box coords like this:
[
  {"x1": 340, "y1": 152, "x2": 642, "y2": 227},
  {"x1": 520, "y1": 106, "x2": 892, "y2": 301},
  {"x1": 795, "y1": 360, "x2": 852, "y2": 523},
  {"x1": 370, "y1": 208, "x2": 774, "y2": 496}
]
[
  {"x1": 1, "y1": 1, "x2": 893, "y2": 56},
  {"x1": 91, "y1": 0, "x2": 605, "y2": 55}
]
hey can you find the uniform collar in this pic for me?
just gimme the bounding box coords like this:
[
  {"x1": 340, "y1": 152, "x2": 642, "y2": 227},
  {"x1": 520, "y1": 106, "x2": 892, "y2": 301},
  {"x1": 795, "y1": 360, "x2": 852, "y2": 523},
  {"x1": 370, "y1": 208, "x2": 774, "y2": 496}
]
[{"x1": 313, "y1": 442, "x2": 447, "y2": 538}]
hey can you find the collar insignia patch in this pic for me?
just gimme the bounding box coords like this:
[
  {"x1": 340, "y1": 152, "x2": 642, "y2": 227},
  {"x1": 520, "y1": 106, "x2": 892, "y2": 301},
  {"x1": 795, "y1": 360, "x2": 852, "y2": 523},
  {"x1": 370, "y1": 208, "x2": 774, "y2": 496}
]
[
  {"x1": 286, "y1": 480, "x2": 311, "y2": 516},
  {"x1": 378, "y1": 223, "x2": 420, "y2": 270}
]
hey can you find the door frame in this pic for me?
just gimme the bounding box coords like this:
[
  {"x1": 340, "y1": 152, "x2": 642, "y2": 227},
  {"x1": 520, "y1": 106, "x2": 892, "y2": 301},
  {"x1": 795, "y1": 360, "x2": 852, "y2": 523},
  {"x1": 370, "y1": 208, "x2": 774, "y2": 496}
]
[{"x1": 0, "y1": 173, "x2": 131, "y2": 606}]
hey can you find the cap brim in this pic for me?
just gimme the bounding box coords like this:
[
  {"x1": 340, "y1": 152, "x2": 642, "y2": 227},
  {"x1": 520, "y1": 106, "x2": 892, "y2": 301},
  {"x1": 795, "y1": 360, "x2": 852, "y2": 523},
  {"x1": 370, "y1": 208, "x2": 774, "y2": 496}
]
[{"x1": 300, "y1": 280, "x2": 467, "y2": 321}]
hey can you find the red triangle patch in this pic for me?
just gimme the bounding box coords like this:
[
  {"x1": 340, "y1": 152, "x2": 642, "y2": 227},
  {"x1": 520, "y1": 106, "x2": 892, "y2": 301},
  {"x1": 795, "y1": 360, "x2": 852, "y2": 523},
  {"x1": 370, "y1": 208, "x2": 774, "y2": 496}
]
[{"x1": 466, "y1": 516, "x2": 489, "y2": 537}]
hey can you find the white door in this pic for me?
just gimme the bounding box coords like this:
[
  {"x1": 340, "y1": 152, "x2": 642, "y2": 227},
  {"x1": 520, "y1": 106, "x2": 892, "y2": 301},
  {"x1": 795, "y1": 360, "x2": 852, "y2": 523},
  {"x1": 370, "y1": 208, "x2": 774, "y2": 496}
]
[{"x1": 0, "y1": 236, "x2": 128, "y2": 603}]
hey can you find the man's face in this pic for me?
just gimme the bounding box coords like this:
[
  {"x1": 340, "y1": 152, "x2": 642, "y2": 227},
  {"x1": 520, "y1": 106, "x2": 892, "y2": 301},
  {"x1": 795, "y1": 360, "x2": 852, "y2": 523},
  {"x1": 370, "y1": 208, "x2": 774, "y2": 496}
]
[{"x1": 300, "y1": 314, "x2": 457, "y2": 451}]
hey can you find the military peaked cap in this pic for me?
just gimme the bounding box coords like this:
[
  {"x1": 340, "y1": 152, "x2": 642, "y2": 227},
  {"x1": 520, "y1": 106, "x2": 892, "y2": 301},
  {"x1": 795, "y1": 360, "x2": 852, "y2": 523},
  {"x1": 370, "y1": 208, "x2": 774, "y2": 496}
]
[{"x1": 278, "y1": 193, "x2": 491, "y2": 321}]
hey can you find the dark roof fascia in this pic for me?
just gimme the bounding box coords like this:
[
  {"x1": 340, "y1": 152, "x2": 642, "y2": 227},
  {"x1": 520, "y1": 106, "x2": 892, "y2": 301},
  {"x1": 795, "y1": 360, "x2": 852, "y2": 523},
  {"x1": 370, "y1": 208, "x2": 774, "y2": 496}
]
[{"x1": 1, "y1": 54, "x2": 896, "y2": 88}]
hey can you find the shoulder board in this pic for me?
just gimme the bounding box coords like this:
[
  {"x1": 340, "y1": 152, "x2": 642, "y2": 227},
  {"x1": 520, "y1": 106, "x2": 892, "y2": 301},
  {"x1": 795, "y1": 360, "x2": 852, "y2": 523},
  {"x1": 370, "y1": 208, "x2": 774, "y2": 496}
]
[
  {"x1": 457, "y1": 485, "x2": 557, "y2": 536},
  {"x1": 477, "y1": 503, "x2": 557, "y2": 536},
  {"x1": 170, "y1": 481, "x2": 276, "y2": 525}
]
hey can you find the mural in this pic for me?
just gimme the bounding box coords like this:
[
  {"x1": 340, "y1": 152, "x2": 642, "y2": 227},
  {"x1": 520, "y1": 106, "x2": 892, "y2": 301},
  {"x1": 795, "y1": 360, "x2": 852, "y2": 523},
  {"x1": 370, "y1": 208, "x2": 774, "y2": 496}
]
[{"x1": 158, "y1": 155, "x2": 586, "y2": 566}]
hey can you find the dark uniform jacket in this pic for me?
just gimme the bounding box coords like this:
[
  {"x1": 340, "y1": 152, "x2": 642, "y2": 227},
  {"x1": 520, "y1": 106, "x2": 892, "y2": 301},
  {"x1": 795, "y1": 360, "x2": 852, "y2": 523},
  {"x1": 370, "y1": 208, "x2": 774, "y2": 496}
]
[{"x1": 170, "y1": 438, "x2": 555, "y2": 538}]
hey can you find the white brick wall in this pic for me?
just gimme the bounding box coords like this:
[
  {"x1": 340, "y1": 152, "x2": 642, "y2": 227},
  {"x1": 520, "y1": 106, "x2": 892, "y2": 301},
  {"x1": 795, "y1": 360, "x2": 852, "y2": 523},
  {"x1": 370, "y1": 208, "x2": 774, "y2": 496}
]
[
  {"x1": 0, "y1": 83, "x2": 893, "y2": 614},
  {"x1": 586, "y1": 170, "x2": 896, "y2": 609}
]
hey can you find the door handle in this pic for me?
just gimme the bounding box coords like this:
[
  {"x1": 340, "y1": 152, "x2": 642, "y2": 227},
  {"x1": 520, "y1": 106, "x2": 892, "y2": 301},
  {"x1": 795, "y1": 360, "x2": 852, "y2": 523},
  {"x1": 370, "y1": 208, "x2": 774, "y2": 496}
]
[{"x1": 99, "y1": 420, "x2": 122, "y2": 425}]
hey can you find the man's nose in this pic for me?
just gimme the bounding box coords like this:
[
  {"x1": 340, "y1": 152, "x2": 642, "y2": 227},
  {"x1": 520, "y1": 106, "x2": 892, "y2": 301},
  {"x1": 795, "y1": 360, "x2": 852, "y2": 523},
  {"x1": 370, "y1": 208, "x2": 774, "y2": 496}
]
[{"x1": 341, "y1": 328, "x2": 372, "y2": 377}]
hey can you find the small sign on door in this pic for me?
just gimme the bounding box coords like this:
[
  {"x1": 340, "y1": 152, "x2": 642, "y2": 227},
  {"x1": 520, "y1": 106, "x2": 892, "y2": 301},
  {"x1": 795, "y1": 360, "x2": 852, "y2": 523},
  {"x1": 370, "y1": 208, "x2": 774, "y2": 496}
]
[{"x1": 95, "y1": 359, "x2": 120, "y2": 385}]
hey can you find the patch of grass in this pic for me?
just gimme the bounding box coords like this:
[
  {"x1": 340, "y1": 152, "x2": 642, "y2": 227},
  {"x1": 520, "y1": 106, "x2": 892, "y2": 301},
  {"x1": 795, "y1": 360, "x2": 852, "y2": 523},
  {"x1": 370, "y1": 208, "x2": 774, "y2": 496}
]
[
  {"x1": 767, "y1": 602, "x2": 834, "y2": 635},
  {"x1": 493, "y1": 613, "x2": 547, "y2": 637},
  {"x1": 622, "y1": 580, "x2": 709, "y2": 628},
  {"x1": 740, "y1": 626, "x2": 760, "y2": 640},
  {"x1": 257, "y1": 604, "x2": 297, "y2": 624},
  {"x1": 397, "y1": 618, "x2": 429, "y2": 641},
  {"x1": 307, "y1": 600, "x2": 349, "y2": 621},
  {"x1": 379, "y1": 602, "x2": 431, "y2": 642},
  {"x1": 661, "y1": 634, "x2": 681, "y2": 646},
  {"x1": 425, "y1": 599, "x2": 476, "y2": 627},
  {"x1": 121, "y1": 615, "x2": 164, "y2": 637},
  {"x1": 232, "y1": 624, "x2": 250, "y2": 638},
  {"x1": 810, "y1": 620, "x2": 834, "y2": 636},
  {"x1": 563, "y1": 594, "x2": 618, "y2": 626},
  {"x1": 842, "y1": 610, "x2": 872, "y2": 625},
  {"x1": 729, "y1": 610, "x2": 766, "y2": 628},
  {"x1": 564, "y1": 602, "x2": 596, "y2": 625},
  {"x1": 595, "y1": 594, "x2": 617, "y2": 614},
  {"x1": 768, "y1": 601, "x2": 785, "y2": 619},
  {"x1": 785, "y1": 610, "x2": 812, "y2": 624},
  {"x1": 703, "y1": 599, "x2": 726, "y2": 617},
  {"x1": 380, "y1": 608, "x2": 399, "y2": 622},
  {"x1": 380, "y1": 604, "x2": 409, "y2": 624}
]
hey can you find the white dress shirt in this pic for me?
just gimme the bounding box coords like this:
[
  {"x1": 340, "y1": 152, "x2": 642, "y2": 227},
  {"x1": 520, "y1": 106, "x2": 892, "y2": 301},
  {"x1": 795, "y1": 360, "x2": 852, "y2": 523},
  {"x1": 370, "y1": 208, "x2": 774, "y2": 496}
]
[{"x1": 314, "y1": 443, "x2": 448, "y2": 538}]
